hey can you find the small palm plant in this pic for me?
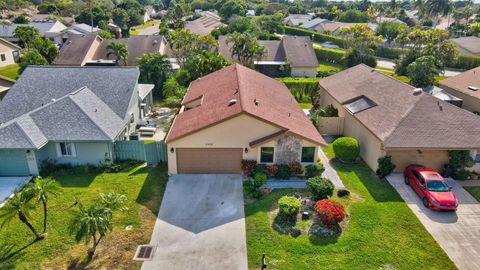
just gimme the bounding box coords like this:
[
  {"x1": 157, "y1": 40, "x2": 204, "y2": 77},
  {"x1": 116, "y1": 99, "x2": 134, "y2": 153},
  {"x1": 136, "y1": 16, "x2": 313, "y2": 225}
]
[
  {"x1": 0, "y1": 192, "x2": 42, "y2": 240},
  {"x1": 24, "y1": 177, "x2": 61, "y2": 235},
  {"x1": 106, "y1": 42, "x2": 129, "y2": 66}
]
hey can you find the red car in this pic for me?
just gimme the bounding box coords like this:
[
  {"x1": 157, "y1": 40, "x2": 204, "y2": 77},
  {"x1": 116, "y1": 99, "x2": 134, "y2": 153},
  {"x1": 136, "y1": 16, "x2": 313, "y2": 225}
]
[{"x1": 404, "y1": 165, "x2": 458, "y2": 211}]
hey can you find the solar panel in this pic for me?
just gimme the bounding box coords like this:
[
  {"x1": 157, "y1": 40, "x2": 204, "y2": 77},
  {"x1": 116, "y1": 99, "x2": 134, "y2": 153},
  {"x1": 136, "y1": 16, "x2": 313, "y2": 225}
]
[{"x1": 344, "y1": 96, "x2": 376, "y2": 114}]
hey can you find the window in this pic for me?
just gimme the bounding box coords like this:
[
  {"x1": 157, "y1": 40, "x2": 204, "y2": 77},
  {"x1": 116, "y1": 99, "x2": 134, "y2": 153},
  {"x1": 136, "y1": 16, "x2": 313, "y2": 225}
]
[
  {"x1": 260, "y1": 147, "x2": 274, "y2": 163},
  {"x1": 0, "y1": 54, "x2": 5, "y2": 61},
  {"x1": 58, "y1": 142, "x2": 75, "y2": 157},
  {"x1": 344, "y1": 95, "x2": 376, "y2": 114},
  {"x1": 301, "y1": 147, "x2": 315, "y2": 163}
]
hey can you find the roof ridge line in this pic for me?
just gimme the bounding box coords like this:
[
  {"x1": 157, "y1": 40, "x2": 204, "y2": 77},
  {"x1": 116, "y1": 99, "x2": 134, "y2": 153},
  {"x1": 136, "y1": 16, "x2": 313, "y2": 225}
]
[
  {"x1": 235, "y1": 64, "x2": 245, "y2": 111},
  {"x1": 14, "y1": 119, "x2": 40, "y2": 149}
]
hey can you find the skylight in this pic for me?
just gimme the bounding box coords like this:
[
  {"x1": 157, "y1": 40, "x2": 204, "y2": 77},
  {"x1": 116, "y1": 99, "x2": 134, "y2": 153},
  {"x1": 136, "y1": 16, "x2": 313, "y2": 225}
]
[{"x1": 344, "y1": 96, "x2": 377, "y2": 114}]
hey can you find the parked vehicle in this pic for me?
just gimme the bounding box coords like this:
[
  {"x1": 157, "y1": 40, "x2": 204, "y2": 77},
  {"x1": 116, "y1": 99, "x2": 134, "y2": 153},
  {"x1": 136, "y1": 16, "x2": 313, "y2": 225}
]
[{"x1": 404, "y1": 165, "x2": 458, "y2": 211}]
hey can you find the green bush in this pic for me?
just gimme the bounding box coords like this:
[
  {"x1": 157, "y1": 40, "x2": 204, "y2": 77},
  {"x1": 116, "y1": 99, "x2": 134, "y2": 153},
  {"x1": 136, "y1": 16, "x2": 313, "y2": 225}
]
[
  {"x1": 305, "y1": 164, "x2": 325, "y2": 178},
  {"x1": 314, "y1": 47, "x2": 345, "y2": 64},
  {"x1": 448, "y1": 150, "x2": 474, "y2": 179},
  {"x1": 278, "y1": 196, "x2": 301, "y2": 216},
  {"x1": 254, "y1": 172, "x2": 268, "y2": 188},
  {"x1": 275, "y1": 164, "x2": 291, "y2": 179},
  {"x1": 306, "y1": 176, "x2": 334, "y2": 200},
  {"x1": 449, "y1": 54, "x2": 480, "y2": 70},
  {"x1": 375, "y1": 46, "x2": 408, "y2": 60},
  {"x1": 255, "y1": 164, "x2": 267, "y2": 174},
  {"x1": 332, "y1": 137, "x2": 360, "y2": 162},
  {"x1": 376, "y1": 156, "x2": 396, "y2": 178},
  {"x1": 276, "y1": 77, "x2": 320, "y2": 103},
  {"x1": 284, "y1": 26, "x2": 345, "y2": 48}
]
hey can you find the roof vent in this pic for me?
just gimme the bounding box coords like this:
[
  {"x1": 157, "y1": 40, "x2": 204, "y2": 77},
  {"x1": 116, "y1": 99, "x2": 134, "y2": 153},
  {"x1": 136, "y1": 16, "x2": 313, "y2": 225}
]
[
  {"x1": 413, "y1": 88, "x2": 422, "y2": 95},
  {"x1": 468, "y1": 86, "x2": 479, "y2": 91},
  {"x1": 94, "y1": 108, "x2": 98, "y2": 112},
  {"x1": 51, "y1": 98, "x2": 56, "y2": 102},
  {"x1": 228, "y1": 99, "x2": 237, "y2": 106},
  {"x1": 153, "y1": 40, "x2": 158, "y2": 44}
]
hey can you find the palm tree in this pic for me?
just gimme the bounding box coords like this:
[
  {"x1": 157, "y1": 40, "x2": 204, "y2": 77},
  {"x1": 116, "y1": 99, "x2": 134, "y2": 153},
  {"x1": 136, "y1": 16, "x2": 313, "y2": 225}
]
[
  {"x1": 226, "y1": 32, "x2": 267, "y2": 67},
  {"x1": 106, "y1": 42, "x2": 129, "y2": 66},
  {"x1": 69, "y1": 203, "x2": 113, "y2": 261},
  {"x1": 425, "y1": 0, "x2": 452, "y2": 28},
  {"x1": 0, "y1": 192, "x2": 42, "y2": 240},
  {"x1": 24, "y1": 177, "x2": 61, "y2": 235}
]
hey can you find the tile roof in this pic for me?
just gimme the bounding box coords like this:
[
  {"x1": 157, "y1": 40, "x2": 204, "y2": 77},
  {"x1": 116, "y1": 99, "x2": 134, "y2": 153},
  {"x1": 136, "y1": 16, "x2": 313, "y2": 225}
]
[
  {"x1": 54, "y1": 33, "x2": 100, "y2": 65},
  {"x1": 312, "y1": 22, "x2": 361, "y2": 32},
  {"x1": 301, "y1": 18, "x2": 330, "y2": 29},
  {"x1": 165, "y1": 64, "x2": 325, "y2": 145},
  {"x1": 184, "y1": 12, "x2": 225, "y2": 35},
  {"x1": 451, "y1": 36, "x2": 480, "y2": 55},
  {"x1": 319, "y1": 64, "x2": 480, "y2": 149},
  {"x1": 439, "y1": 67, "x2": 480, "y2": 100}
]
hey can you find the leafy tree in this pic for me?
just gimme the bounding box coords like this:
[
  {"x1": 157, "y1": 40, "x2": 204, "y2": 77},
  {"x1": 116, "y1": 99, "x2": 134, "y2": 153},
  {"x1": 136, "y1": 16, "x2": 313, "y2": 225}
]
[
  {"x1": 13, "y1": 14, "x2": 30, "y2": 24},
  {"x1": 76, "y1": 6, "x2": 110, "y2": 27},
  {"x1": 0, "y1": 192, "x2": 41, "y2": 240},
  {"x1": 98, "y1": 29, "x2": 114, "y2": 39},
  {"x1": 35, "y1": 37, "x2": 59, "y2": 63},
  {"x1": 425, "y1": 0, "x2": 452, "y2": 28},
  {"x1": 112, "y1": 7, "x2": 130, "y2": 35},
  {"x1": 13, "y1": 26, "x2": 41, "y2": 48},
  {"x1": 407, "y1": 55, "x2": 439, "y2": 87},
  {"x1": 38, "y1": 2, "x2": 59, "y2": 14},
  {"x1": 118, "y1": 0, "x2": 145, "y2": 28},
  {"x1": 24, "y1": 177, "x2": 61, "y2": 235},
  {"x1": 137, "y1": 53, "x2": 172, "y2": 95},
  {"x1": 184, "y1": 51, "x2": 231, "y2": 82},
  {"x1": 338, "y1": 10, "x2": 369, "y2": 23},
  {"x1": 106, "y1": 42, "x2": 129, "y2": 66},
  {"x1": 170, "y1": 29, "x2": 217, "y2": 67},
  {"x1": 469, "y1": 22, "x2": 480, "y2": 37},
  {"x1": 219, "y1": 0, "x2": 247, "y2": 20},
  {"x1": 375, "y1": 21, "x2": 407, "y2": 43},
  {"x1": 340, "y1": 24, "x2": 380, "y2": 67},
  {"x1": 255, "y1": 14, "x2": 285, "y2": 34},
  {"x1": 19, "y1": 49, "x2": 48, "y2": 74},
  {"x1": 226, "y1": 32, "x2": 267, "y2": 67},
  {"x1": 163, "y1": 75, "x2": 186, "y2": 99}
]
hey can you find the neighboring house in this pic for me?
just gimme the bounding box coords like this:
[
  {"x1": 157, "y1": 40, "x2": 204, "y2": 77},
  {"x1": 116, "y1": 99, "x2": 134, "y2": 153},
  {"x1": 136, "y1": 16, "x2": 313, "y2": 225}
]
[
  {"x1": 439, "y1": 67, "x2": 480, "y2": 113},
  {"x1": 30, "y1": 14, "x2": 75, "y2": 25},
  {"x1": 300, "y1": 18, "x2": 331, "y2": 30},
  {"x1": 376, "y1": 17, "x2": 406, "y2": 25},
  {"x1": 422, "y1": 85, "x2": 463, "y2": 107},
  {"x1": 218, "y1": 35, "x2": 319, "y2": 77},
  {"x1": 284, "y1": 14, "x2": 313, "y2": 27},
  {"x1": 54, "y1": 33, "x2": 171, "y2": 66},
  {"x1": 144, "y1": 5, "x2": 156, "y2": 22},
  {"x1": 165, "y1": 63, "x2": 325, "y2": 175},
  {"x1": 311, "y1": 22, "x2": 362, "y2": 35},
  {"x1": 0, "y1": 38, "x2": 20, "y2": 67},
  {"x1": 451, "y1": 36, "x2": 480, "y2": 55},
  {"x1": 184, "y1": 11, "x2": 225, "y2": 35},
  {"x1": 317, "y1": 64, "x2": 480, "y2": 173},
  {"x1": 0, "y1": 75, "x2": 15, "y2": 100},
  {"x1": 0, "y1": 66, "x2": 154, "y2": 176},
  {"x1": 0, "y1": 21, "x2": 67, "y2": 45}
]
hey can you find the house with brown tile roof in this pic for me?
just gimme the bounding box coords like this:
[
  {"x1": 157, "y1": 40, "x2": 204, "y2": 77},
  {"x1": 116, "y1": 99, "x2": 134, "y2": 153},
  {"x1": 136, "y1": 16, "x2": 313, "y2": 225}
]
[
  {"x1": 439, "y1": 67, "x2": 480, "y2": 114},
  {"x1": 318, "y1": 64, "x2": 480, "y2": 173},
  {"x1": 184, "y1": 11, "x2": 225, "y2": 35},
  {"x1": 451, "y1": 36, "x2": 480, "y2": 55},
  {"x1": 218, "y1": 35, "x2": 319, "y2": 78},
  {"x1": 165, "y1": 64, "x2": 325, "y2": 174},
  {"x1": 54, "y1": 33, "x2": 172, "y2": 66}
]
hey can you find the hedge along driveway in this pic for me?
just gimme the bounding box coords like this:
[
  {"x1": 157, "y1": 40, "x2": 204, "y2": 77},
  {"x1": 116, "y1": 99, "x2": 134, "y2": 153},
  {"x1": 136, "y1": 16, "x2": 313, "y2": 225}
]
[{"x1": 244, "y1": 144, "x2": 456, "y2": 270}]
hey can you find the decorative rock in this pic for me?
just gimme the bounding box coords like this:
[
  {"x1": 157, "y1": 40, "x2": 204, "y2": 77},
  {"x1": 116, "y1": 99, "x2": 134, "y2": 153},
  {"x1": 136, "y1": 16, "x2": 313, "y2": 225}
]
[{"x1": 290, "y1": 228, "x2": 301, "y2": 237}]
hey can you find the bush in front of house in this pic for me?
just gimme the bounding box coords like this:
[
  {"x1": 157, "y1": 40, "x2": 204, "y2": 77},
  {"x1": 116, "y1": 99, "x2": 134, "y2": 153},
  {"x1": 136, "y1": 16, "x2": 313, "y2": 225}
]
[
  {"x1": 255, "y1": 164, "x2": 267, "y2": 174},
  {"x1": 254, "y1": 172, "x2": 268, "y2": 188},
  {"x1": 278, "y1": 196, "x2": 301, "y2": 216},
  {"x1": 288, "y1": 162, "x2": 303, "y2": 176},
  {"x1": 241, "y1": 160, "x2": 257, "y2": 177},
  {"x1": 275, "y1": 164, "x2": 291, "y2": 179},
  {"x1": 266, "y1": 164, "x2": 278, "y2": 177},
  {"x1": 306, "y1": 176, "x2": 334, "y2": 200},
  {"x1": 332, "y1": 137, "x2": 360, "y2": 162},
  {"x1": 305, "y1": 164, "x2": 325, "y2": 178},
  {"x1": 376, "y1": 156, "x2": 396, "y2": 178},
  {"x1": 314, "y1": 199, "x2": 345, "y2": 227}
]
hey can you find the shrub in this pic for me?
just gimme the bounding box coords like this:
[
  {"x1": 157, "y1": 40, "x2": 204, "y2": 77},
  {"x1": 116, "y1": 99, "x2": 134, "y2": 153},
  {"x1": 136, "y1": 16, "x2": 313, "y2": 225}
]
[
  {"x1": 314, "y1": 47, "x2": 345, "y2": 64},
  {"x1": 305, "y1": 164, "x2": 325, "y2": 178},
  {"x1": 317, "y1": 70, "x2": 337, "y2": 78},
  {"x1": 448, "y1": 150, "x2": 474, "y2": 179},
  {"x1": 375, "y1": 46, "x2": 408, "y2": 59},
  {"x1": 275, "y1": 164, "x2": 291, "y2": 179},
  {"x1": 241, "y1": 160, "x2": 257, "y2": 177},
  {"x1": 332, "y1": 137, "x2": 360, "y2": 162},
  {"x1": 314, "y1": 199, "x2": 345, "y2": 227},
  {"x1": 288, "y1": 162, "x2": 303, "y2": 176},
  {"x1": 255, "y1": 164, "x2": 267, "y2": 174},
  {"x1": 266, "y1": 164, "x2": 278, "y2": 177},
  {"x1": 449, "y1": 54, "x2": 480, "y2": 70},
  {"x1": 284, "y1": 26, "x2": 345, "y2": 48},
  {"x1": 278, "y1": 196, "x2": 301, "y2": 216},
  {"x1": 376, "y1": 156, "x2": 396, "y2": 178},
  {"x1": 276, "y1": 77, "x2": 320, "y2": 103},
  {"x1": 306, "y1": 176, "x2": 334, "y2": 200},
  {"x1": 337, "y1": 189, "x2": 350, "y2": 197},
  {"x1": 254, "y1": 172, "x2": 268, "y2": 188}
]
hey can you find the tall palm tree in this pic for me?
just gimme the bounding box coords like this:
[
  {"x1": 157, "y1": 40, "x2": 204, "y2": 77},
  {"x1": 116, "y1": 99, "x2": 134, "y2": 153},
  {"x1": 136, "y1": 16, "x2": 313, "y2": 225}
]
[
  {"x1": 24, "y1": 177, "x2": 61, "y2": 235},
  {"x1": 425, "y1": 0, "x2": 452, "y2": 28},
  {"x1": 0, "y1": 192, "x2": 41, "y2": 240},
  {"x1": 226, "y1": 32, "x2": 267, "y2": 67},
  {"x1": 106, "y1": 42, "x2": 129, "y2": 66}
]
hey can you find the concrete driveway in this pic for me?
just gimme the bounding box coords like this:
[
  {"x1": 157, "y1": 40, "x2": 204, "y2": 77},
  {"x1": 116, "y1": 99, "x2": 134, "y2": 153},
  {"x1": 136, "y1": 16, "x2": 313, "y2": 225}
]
[
  {"x1": 387, "y1": 173, "x2": 480, "y2": 270},
  {"x1": 141, "y1": 174, "x2": 247, "y2": 270}
]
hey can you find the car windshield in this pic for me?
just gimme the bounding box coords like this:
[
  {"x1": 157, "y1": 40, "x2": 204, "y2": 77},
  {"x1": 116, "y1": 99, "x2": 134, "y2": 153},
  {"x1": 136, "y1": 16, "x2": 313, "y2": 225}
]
[{"x1": 427, "y1": 180, "x2": 450, "y2": 192}]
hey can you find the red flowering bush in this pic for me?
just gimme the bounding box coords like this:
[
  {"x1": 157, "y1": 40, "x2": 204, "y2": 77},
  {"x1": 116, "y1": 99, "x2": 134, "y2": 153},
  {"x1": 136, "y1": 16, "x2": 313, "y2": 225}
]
[
  {"x1": 314, "y1": 199, "x2": 345, "y2": 227},
  {"x1": 241, "y1": 160, "x2": 257, "y2": 176},
  {"x1": 266, "y1": 164, "x2": 278, "y2": 177},
  {"x1": 288, "y1": 162, "x2": 303, "y2": 176}
]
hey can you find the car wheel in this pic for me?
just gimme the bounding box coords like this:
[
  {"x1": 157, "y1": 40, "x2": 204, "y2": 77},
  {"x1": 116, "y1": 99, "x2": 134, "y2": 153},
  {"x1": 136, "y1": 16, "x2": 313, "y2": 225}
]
[
  {"x1": 423, "y1": 197, "x2": 429, "y2": 208},
  {"x1": 404, "y1": 176, "x2": 410, "y2": 185}
]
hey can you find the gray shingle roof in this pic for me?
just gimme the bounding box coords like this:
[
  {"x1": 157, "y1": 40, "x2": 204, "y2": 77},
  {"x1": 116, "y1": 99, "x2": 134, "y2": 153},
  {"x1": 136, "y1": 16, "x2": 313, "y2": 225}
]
[
  {"x1": 0, "y1": 22, "x2": 62, "y2": 37},
  {"x1": 0, "y1": 123, "x2": 38, "y2": 149}
]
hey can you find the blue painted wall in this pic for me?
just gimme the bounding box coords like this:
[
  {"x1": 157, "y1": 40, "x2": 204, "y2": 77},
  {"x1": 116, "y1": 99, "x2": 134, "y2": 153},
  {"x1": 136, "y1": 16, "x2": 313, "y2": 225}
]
[
  {"x1": 0, "y1": 149, "x2": 30, "y2": 176},
  {"x1": 35, "y1": 142, "x2": 113, "y2": 167}
]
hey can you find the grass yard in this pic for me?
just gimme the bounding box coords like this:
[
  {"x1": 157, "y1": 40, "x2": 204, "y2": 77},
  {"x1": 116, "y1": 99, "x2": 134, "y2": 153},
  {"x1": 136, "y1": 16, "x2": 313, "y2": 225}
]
[
  {"x1": 376, "y1": 67, "x2": 448, "y2": 85},
  {"x1": 129, "y1": 20, "x2": 160, "y2": 35},
  {"x1": 317, "y1": 61, "x2": 345, "y2": 72},
  {"x1": 0, "y1": 163, "x2": 168, "y2": 270},
  {"x1": 464, "y1": 186, "x2": 480, "y2": 202},
  {"x1": 244, "y1": 144, "x2": 456, "y2": 270},
  {"x1": 0, "y1": 64, "x2": 19, "y2": 80}
]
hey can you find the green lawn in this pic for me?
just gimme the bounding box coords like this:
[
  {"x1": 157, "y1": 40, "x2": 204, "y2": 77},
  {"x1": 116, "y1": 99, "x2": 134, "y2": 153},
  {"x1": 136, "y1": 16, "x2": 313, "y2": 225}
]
[
  {"x1": 0, "y1": 163, "x2": 168, "y2": 270},
  {"x1": 299, "y1": 102, "x2": 312, "y2": 109},
  {"x1": 317, "y1": 61, "x2": 345, "y2": 72},
  {"x1": 129, "y1": 20, "x2": 160, "y2": 35},
  {"x1": 464, "y1": 186, "x2": 480, "y2": 202},
  {"x1": 245, "y1": 144, "x2": 456, "y2": 270},
  {"x1": 0, "y1": 64, "x2": 19, "y2": 80},
  {"x1": 376, "y1": 67, "x2": 447, "y2": 85}
]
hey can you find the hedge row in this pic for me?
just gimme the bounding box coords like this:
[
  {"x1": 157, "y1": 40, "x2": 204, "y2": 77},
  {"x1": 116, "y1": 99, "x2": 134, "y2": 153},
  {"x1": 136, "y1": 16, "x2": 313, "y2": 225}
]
[
  {"x1": 276, "y1": 77, "x2": 320, "y2": 103},
  {"x1": 375, "y1": 46, "x2": 409, "y2": 60},
  {"x1": 284, "y1": 26, "x2": 345, "y2": 48},
  {"x1": 449, "y1": 54, "x2": 480, "y2": 70},
  {"x1": 314, "y1": 47, "x2": 346, "y2": 64}
]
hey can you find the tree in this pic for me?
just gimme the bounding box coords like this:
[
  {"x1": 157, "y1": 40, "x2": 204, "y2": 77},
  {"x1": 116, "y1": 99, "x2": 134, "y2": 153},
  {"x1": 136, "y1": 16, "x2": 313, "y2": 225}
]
[
  {"x1": 170, "y1": 29, "x2": 217, "y2": 67},
  {"x1": 163, "y1": 75, "x2": 186, "y2": 98},
  {"x1": 76, "y1": 6, "x2": 109, "y2": 27},
  {"x1": 106, "y1": 42, "x2": 129, "y2": 66},
  {"x1": 407, "y1": 55, "x2": 439, "y2": 87},
  {"x1": 184, "y1": 51, "x2": 231, "y2": 82},
  {"x1": 24, "y1": 177, "x2": 61, "y2": 235},
  {"x1": 13, "y1": 14, "x2": 30, "y2": 24},
  {"x1": 19, "y1": 49, "x2": 48, "y2": 74},
  {"x1": 219, "y1": 0, "x2": 247, "y2": 20},
  {"x1": 118, "y1": 0, "x2": 145, "y2": 28},
  {"x1": 0, "y1": 192, "x2": 41, "y2": 240},
  {"x1": 226, "y1": 32, "x2": 267, "y2": 67},
  {"x1": 13, "y1": 26, "x2": 41, "y2": 48},
  {"x1": 469, "y1": 22, "x2": 480, "y2": 37},
  {"x1": 137, "y1": 53, "x2": 172, "y2": 95},
  {"x1": 35, "y1": 37, "x2": 59, "y2": 63},
  {"x1": 112, "y1": 8, "x2": 130, "y2": 35},
  {"x1": 367, "y1": 6, "x2": 377, "y2": 22},
  {"x1": 425, "y1": 0, "x2": 452, "y2": 28},
  {"x1": 338, "y1": 10, "x2": 369, "y2": 23},
  {"x1": 340, "y1": 24, "x2": 380, "y2": 67},
  {"x1": 375, "y1": 21, "x2": 407, "y2": 43},
  {"x1": 255, "y1": 14, "x2": 285, "y2": 34}
]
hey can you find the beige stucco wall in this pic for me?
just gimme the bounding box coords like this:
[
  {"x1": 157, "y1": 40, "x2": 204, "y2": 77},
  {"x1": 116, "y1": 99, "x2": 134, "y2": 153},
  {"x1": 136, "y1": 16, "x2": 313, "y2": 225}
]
[
  {"x1": 167, "y1": 113, "x2": 320, "y2": 174},
  {"x1": 0, "y1": 43, "x2": 17, "y2": 67},
  {"x1": 440, "y1": 84, "x2": 480, "y2": 114},
  {"x1": 291, "y1": 67, "x2": 317, "y2": 78},
  {"x1": 317, "y1": 117, "x2": 344, "y2": 135},
  {"x1": 318, "y1": 89, "x2": 346, "y2": 117},
  {"x1": 386, "y1": 150, "x2": 449, "y2": 172}
]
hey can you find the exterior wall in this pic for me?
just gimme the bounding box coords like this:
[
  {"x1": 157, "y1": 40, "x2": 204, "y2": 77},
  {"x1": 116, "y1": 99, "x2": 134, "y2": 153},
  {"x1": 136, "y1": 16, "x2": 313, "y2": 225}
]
[
  {"x1": 81, "y1": 36, "x2": 102, "y2": 65},
  {"x1": 0, "y1": 149, "x2": 30, "y2": 176},
  {"x1": 386, "y1": 150, "x2": 449, "y2": 172},
  {"x1": 440, "y1": 84, "x2": 480, "y2": 114},
  {"x1": 35, "y1": 142, "x2": 113, "y2": 167},
  {"x1": 0, "y1": 42, "x2": 17, "y2": 67},
  {"x1": 318, "y1": 89, "x2": 346, "y2": 117},
  {"x1": 317, "y1": 117, "x2": 344, "y2": 135},
  {"x1": 291, "y1": 67, "x2": 317, "y2": 78}
]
